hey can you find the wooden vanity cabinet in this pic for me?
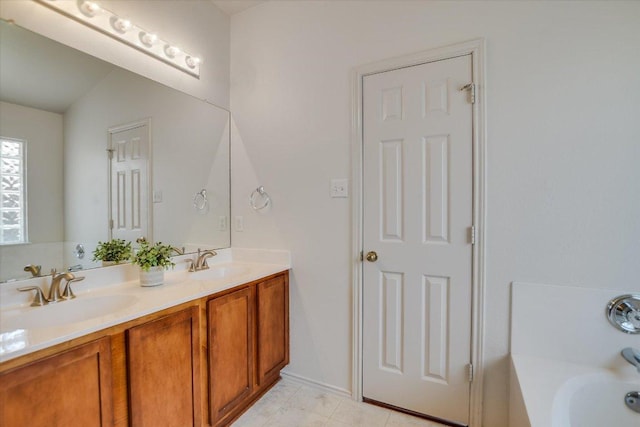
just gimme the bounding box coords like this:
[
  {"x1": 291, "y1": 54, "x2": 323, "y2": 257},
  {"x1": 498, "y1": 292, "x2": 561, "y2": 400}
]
[
  {"x1": 207, "y1": 272, "x2": 289, "y2": 426},
  {"x1": 0, "y1": 270, "x2": 289, "y2": 427},
  {"x1": 207, "y1": 287, "x2": 255, "y2": 425},
  {"x1": 0, "y1": 337, "x2": 114, "y2": 427},
  {"x1": 256, "y1": 274, "x2": 289, "y2": 386},
  {"x1": 126, "y1": 306, "x2": 201, "y2": 427}
]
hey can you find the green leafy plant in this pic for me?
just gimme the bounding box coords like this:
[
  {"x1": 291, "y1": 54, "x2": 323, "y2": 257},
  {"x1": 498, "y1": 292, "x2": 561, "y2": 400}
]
[
  {"x1": 131, "y1": 240, "x2": 175, "y2": 272},
  {"x1": 92, "y1": 239, "x2": 132, "y2": 263}
]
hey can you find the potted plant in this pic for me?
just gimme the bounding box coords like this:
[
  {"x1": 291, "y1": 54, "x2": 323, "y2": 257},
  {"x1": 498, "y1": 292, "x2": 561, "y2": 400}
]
[
  {"x1": 131, "y1": 239, "x2": 175, "y2": 286},
  {"x1": 92, "y1": 239, "x2": 132, "y2": 266}
]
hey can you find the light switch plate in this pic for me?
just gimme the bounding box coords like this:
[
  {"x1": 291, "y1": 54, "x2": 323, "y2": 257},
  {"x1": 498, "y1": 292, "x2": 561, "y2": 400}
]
[
  {"x1": 234, "y1": 216, "x2": 244, "y2": 232},
  {"x1": 331, "y1": 179, "x2": 349, "y2": 198},
  {"x1": 218, "y1": 216, "x2": 228, "y2": 231}
]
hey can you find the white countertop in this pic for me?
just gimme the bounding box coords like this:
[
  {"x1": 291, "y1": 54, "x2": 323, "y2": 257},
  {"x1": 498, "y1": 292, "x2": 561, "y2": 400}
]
[{"x1": 0, "y1": 249, "x2": 290, "y2": 363}]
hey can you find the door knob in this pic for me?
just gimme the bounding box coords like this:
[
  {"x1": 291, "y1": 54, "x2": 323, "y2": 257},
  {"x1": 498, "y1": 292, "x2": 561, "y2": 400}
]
[{"x1": 365, "y1": 251, "x2": 378, "y2": 262}]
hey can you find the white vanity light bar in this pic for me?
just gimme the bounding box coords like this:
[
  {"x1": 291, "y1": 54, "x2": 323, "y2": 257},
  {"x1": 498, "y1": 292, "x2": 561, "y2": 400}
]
[{"x1": 35, "y1": 0, "x2": 201, "y2": 78}]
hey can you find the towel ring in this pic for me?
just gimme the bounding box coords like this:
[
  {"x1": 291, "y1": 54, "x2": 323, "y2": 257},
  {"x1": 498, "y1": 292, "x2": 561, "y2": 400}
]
[
  {"x1": 250, "y1": 186, "x2": 271, "y2": 211},
  {"x1": 193, "y1": 189, "x2": 209, "y2": 213}
]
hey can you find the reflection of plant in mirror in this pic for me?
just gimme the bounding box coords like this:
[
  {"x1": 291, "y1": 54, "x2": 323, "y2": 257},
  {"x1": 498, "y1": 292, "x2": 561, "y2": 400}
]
[
  {"x1": 92, "y1": 239, "x2": 132, "y2": 263},
  {"x1": 132, "y1": 241, "x2": 175, "y2": 271}
]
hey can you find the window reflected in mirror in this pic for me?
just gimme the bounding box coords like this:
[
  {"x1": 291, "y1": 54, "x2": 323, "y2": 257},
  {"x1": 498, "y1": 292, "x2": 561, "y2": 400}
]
[{"x1": 1, "y1": 138, "x2": 27, "y2": 245}]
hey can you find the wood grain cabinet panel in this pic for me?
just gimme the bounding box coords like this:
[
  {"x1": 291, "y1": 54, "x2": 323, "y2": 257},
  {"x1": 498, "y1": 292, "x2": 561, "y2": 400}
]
[
  {"x1": 127, "y1": 307, "x2": 201, "y2": 427},
  {"x1": 0, "y1": 271, "x2": 289, "y2": 427},
  {"x1": 207, "y1": 272, "x2": 290, "y2": 426},
  {"x1": 207, "y1": 286, "x2": 254, "y2": 425},
  {"x1": 0, "y1": 337, "x2": 113, "y2": 427},
  {"x1": 256, "y1": 274, "x2": 290, "y2": 386}
]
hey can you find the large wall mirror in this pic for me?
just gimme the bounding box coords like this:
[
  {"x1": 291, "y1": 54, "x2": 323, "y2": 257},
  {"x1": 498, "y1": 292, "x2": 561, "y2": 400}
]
[{"x1": 0, "y1": 20, "x2": 231, "y2": 282}]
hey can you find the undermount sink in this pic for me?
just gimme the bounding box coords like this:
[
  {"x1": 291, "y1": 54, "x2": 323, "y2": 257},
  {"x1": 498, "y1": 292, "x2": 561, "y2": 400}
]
[
  {"x1": 190, "y1": 265, "x2": 249, "y2": 281},
  {"x1": 0, "y1": 294, "x2": 139, "y2": 332}
]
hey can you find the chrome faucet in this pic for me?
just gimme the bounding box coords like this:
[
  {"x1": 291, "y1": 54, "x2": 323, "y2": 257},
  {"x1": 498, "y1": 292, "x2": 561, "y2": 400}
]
[
  {"x1": 194, "y1": 248, "x2": 217, "y2": 271},
  {"x1": 622, "y1": 347, "x2": 640, "y2": 373},
  {"x1": 48, "y1": 269, "x2": 77, "y2": 303}
]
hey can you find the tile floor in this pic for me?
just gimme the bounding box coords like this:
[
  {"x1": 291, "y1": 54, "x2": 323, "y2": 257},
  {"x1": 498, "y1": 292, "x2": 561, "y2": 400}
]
[{"x1": 231, "y1": 378, "x2": 448, "y2": 427}]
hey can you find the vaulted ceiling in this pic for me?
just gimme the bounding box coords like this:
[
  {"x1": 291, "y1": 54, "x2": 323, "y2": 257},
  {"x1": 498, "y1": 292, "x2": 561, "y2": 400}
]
[{"x1": 210, "y1": 0, "x2": 266, "y2": 16}]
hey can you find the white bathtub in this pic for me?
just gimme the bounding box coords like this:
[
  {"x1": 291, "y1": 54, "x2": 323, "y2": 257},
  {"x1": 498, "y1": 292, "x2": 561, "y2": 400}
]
[{"x1": 510, "y1": 354, "x2": 640, "y2": 427}]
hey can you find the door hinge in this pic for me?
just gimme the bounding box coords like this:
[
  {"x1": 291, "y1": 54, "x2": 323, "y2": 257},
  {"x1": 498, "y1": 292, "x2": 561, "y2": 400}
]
[
  {"x1": 109, "y1": 219, "x2": 114, "y2": 230},
  {"x1": 467, "y1": 363, "x2": 474, "y2": 382},
  {"x1": 106, "y1": 148, "x2": 114, "y2": 159},
  {"x1": 469, "y1": 226, "x2": 476, "y2": 245},
  {"x1": 460, "y1": 83, "x2": 476, "y2": 104},
  {"x1": 359, "y1": 251, "x2": 363, "y2": 262}
]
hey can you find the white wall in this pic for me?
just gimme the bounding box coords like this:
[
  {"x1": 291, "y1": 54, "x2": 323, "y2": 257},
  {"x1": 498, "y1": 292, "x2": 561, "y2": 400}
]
[
  {"x1": 0, "y1": 0, "x2": 230, "y2": 108},
  {"x1": 0, "y1": 101, "x2": 63, "y2": 280},
  {"x1": 230, "y1": 1, "x2": 640, "y2": 426}
]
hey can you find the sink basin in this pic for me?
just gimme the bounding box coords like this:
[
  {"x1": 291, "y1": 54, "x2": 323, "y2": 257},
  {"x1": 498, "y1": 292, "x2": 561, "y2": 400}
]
[
  {"x1": 190, "y1": 266, "x2": 249, "y2": 281},
  {"x1": 0, "y1": 294, "x2": 139, "y2": 332}
]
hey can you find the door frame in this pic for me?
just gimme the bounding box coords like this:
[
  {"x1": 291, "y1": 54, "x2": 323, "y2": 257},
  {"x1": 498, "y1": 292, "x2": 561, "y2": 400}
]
[
  {"x1": 350, "y1": 39, "x2": 486, "y2": 427},
  {"x1": 107, "y1": 118, "x2": 153, "y2": 243}
]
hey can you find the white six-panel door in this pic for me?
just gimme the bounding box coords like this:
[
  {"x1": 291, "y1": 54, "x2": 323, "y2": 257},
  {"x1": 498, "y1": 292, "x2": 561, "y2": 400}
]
[
  {"x1": 362, "y1": 54, "x2": 473, "y2": 425},
  {"x1": 109, "y1": 122, "x2": 150, "y2": 243}
]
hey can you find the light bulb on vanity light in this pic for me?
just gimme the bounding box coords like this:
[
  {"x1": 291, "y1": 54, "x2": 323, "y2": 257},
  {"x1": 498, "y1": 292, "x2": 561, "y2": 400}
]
[
  {"x1": 164, "y1": 44, "x2": 180, "y2": 58},
  {"x1": 139, "y1": 31, "x2": 158, "y2": 47},
  {"x1": 185, "y1": 56, "x2": 201, "y2": 69},
  {"x1": 112, "y1": 18, "x2": 132, "y2": 33},
  {"x1": 79, "y1": 1, "x2": 100, "y2": 16}
]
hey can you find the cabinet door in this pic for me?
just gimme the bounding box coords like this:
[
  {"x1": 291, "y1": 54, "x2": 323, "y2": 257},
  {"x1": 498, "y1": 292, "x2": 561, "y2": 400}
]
[
  {"x1": 127, "y1": 307, "x2": 201, "y2": 427},
  {"x1": 208, "y1": 287, "x2": 254, "y2": 425},
  {"x1": 0, "y1": 337, "x2": 113, "y2": 427},
  {"x1": 256, "y1": 274, "x2": 289, "y2": 385}
]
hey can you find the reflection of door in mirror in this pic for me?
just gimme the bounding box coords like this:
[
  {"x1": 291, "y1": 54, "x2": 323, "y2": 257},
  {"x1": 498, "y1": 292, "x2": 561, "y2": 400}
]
[{"x1": 108, "y1": 120, "x2": 151, "y2": 244}]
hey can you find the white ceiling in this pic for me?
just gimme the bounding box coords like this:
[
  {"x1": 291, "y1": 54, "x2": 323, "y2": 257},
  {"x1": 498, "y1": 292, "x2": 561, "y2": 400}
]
[{"x1": 211, "y1": 0, "x2": 266, "y2": 16}]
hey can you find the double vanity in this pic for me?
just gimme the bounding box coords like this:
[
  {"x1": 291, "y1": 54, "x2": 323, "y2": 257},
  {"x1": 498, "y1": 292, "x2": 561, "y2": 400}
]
[{"x1": 0, "y1": 249, "x2": 290, "y2": 427}]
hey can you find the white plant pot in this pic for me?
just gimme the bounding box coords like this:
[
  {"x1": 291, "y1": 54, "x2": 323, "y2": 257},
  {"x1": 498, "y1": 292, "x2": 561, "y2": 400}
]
[{"x1": 139, "y1": 266, "x2": 164, "y2": 287}]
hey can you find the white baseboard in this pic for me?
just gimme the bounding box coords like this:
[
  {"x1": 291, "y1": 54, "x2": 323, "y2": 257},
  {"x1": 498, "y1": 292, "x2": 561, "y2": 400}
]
[{"x1": 280, "y1": 370, "x2": 352, "y2": 400}]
